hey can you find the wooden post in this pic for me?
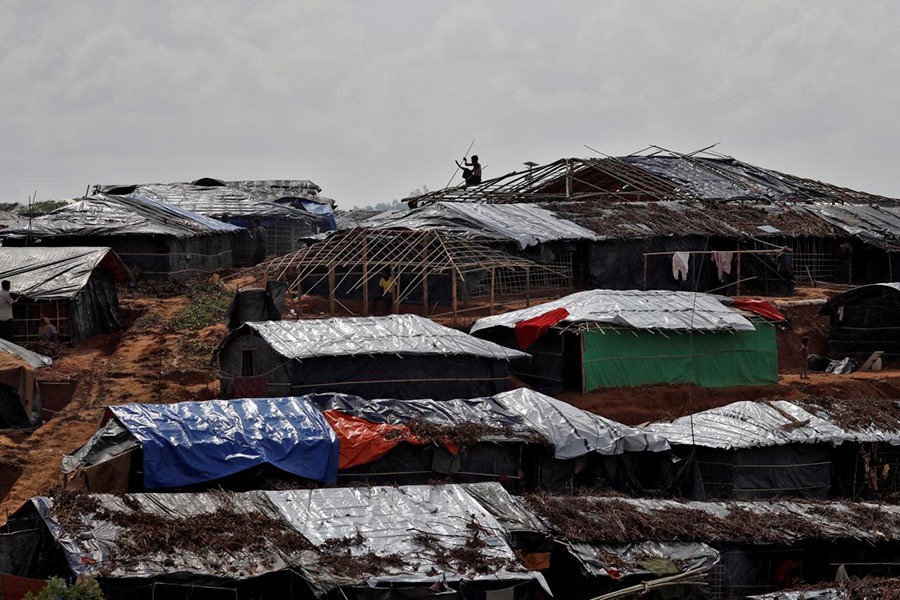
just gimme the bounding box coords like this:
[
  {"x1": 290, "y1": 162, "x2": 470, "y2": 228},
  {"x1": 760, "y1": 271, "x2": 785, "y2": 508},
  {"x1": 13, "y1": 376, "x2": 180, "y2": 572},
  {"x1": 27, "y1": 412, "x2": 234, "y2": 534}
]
[
  {"x1": 328, "y1": 267, "x2": 336, "y2": 316},
  {"x1": 361, "y1": 234, "x2": 369, "y2": 316},
  {"x1": 735, "y1": 247, "x2": 742, "y2": 296},
  {"x1": 489, "y1": 268, "x2": 495, "y2": 315},
  {"x1": 565, "y1": 159, "x2": 573, "y2": 197},
  {"x1": 643, "y1": 254, "x2": 648, "y2": 291},
  {"x1": 525, "y1": 267, "x2": 531, "y2": 307},
  {"x1": 422, "y1": 269, "x2": 429, "y2": 317},
  {"x1": 451, "y1": 272, "x2": 458, "y2": 322},
  {"x1": 392, "y1": 273, "x2": 400, "y2": 314}
]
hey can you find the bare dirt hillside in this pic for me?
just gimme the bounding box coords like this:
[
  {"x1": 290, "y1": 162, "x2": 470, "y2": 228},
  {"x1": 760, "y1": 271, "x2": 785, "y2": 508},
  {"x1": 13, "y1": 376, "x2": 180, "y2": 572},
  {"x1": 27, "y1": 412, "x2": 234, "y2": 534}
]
[{"x1": 0, "y1": 280, "x2": 228, "y2": 518}]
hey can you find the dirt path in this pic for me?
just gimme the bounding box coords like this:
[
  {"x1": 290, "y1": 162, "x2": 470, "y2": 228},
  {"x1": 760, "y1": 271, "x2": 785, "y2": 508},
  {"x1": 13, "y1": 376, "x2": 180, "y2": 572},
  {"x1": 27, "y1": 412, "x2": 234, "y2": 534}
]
[{"x1": 0, "y1": 293, "x2": 223, "y2": 518}]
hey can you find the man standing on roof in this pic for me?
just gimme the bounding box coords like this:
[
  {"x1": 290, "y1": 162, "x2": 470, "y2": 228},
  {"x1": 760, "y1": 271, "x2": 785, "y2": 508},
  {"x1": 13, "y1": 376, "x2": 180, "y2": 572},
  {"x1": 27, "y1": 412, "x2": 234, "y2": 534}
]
[
  {"x1": 250, "y1": 219, "x2": 267, "y2": 265},
  {"x1": 455, "y1": 155, "x2": 482, "y2": 187},
  {"x1": 0, "y1": 281, "x2": 15, "y2": 341}
]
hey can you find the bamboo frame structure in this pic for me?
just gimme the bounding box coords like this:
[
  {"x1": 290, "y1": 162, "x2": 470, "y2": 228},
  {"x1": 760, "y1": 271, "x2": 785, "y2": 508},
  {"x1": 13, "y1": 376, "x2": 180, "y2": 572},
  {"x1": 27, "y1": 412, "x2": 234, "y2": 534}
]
[
  {"x1": 266, "y1": 228, "x2": 572, "y2": 317},
  {"x1": 408, "y1": 146, "x2": 895, "y2": 206}
]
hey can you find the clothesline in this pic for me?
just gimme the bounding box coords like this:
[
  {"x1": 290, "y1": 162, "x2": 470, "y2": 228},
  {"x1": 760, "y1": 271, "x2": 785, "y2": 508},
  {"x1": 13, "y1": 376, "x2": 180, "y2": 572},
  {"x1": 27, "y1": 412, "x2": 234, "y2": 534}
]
[{"x1": 642, "y1": 249, "x2": 784, "y2": 256}]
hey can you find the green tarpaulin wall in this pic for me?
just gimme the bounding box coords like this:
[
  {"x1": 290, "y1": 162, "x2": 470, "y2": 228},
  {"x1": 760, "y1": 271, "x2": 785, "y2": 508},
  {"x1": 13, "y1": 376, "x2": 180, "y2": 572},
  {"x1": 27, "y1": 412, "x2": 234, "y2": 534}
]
[{"x1": 581, "y1": 321, "x2": 777, "y2": 391}]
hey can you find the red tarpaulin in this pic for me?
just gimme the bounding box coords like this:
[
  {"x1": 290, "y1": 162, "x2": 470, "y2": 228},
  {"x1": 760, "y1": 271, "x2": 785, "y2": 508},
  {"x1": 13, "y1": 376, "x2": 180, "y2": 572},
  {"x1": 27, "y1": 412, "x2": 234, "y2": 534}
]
[
  {"x1": 322, "y1": 410, "x2": 463, "y2": 469},
  {"x1": 322, "y1": 410, "x2": 419, "y2": 469},
  {"x1": 731, "y1": 298, "x2": 785, "y2": 322},
  {"x1": 514, "y1": 307, "x2": 570, "y2": 350}
]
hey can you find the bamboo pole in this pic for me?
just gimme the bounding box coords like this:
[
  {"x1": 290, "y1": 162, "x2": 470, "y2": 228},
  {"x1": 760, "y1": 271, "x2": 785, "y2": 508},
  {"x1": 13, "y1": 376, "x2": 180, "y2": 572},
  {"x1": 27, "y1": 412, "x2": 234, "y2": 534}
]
[
  {"x1": 362, "y1": 233, "x2": 369, "y2": 316},
  {"x1": 328, "y1": 267, "x2": 336, "y2": 316},
  {"x1": 525, "y1": 267, "x2": 531, "y2": 307},
  {"x1": 422, "y1": 269, "x2": 429, "y2": 317},
  {"x1": 489, "y1": 268, "x2": 495, "y2": 315},
  {"x1": 736, "y1": 246, "x2": 742, "y2": 296},
  {"x1": 643, "y1": 254, "x2": 648, "y2": 291},
  {"x1": 451, "y1": 272, "x2": 458, "y2": 322}
]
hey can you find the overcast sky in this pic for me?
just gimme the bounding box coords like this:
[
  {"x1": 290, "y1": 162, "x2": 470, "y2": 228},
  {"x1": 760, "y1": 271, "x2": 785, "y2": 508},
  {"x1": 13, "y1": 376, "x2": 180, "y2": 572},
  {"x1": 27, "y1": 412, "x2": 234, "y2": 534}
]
[{"x1": 2, "y1": 1, "x2": 899, "y2": 208}]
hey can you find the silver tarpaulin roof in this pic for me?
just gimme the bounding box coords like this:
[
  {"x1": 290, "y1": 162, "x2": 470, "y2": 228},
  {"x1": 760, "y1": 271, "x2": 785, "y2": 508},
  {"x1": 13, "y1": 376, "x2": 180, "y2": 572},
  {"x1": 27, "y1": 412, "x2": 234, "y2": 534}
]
[
  {"x1": 0, "y1": 194, "x2": 240, "y2": 239},
  {"x1": 801, "y1": 203, "x2": 900, "y2": 250},
  {"x1": 31, "y1": 483, "x2": 547, "y2": 593},
  {"x1": 643, "y1": 399, "x2": 900, "y2": 449},
  {"x1": 492, "y1": 388, "x2": 670, "y2": 457},
  {"x1": 313, "y1": 388, "x2": 669, "y2": 457},
  {"x1": 0, "y1": 339, "x2": 51, "y2": 368},
  {"x1": 0, "y1": 247, "x2": 129, "y2": 299},
  {"x1": 105, "y1": 182, "x2": 317, "y2": 220},
  {"x1": 237, "y1": 315, "x2": 529, "y2": 360},
  {"x1": 471, "y1": 289, "x2": 755, "y2": 333},
  {"x1": 365, "y1": 202, "x2": 599, "y2": 249}
]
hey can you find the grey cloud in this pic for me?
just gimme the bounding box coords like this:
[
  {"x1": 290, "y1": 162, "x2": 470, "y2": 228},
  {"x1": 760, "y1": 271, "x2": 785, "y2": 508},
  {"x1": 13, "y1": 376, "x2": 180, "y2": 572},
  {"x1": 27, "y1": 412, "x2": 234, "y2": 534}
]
[{"x1": 1, "y1": 0, "x2": 899, "y2": 208}]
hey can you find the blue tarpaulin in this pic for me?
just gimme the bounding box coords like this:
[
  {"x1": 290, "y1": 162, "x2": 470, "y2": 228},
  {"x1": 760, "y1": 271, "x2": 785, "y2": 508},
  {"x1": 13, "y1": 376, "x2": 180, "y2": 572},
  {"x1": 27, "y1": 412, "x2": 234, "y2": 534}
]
[
  {"x1": 300, "y1": 199, "x2": 337, "y2": 230},
  {"x1": 108, "y1": 397, "x2": 339, "y2": 489}
]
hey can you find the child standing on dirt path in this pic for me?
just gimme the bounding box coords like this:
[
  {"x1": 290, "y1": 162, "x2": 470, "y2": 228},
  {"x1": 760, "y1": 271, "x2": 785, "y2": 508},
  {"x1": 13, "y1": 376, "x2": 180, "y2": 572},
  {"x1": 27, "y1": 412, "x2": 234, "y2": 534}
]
[{"x1": 800, "y1": 336, "x2": 810, "y2": 379}]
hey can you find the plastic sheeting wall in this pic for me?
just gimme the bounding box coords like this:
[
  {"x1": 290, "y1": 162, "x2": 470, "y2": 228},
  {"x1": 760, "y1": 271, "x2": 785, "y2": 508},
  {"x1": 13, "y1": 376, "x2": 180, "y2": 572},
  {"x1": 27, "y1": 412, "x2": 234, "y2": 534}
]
[
  {"x1": 695, "y1": 445, "x2": 832, "y2": 500},
  {"x1": 581, "y1": 321, "x2": 777, "y2": 391},
  {"x1": 218, "y1": 336, "x2": 513, "y2": 401}
]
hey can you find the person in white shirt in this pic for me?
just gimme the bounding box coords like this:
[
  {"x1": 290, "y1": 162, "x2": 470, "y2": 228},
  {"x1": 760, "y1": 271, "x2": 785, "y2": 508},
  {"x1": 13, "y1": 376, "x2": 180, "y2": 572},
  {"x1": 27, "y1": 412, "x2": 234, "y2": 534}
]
[{"x1": 0, "y1": 280, "x2": 14, "y2": 341}]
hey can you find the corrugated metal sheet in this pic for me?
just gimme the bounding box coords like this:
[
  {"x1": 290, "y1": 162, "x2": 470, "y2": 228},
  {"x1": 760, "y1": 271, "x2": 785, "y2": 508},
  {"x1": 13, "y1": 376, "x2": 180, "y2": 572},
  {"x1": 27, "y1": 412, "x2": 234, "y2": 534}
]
[
  {"x1": 366, "y1": 202, "x2": 599, "y2": 249},
  {"x1": 31, "y1": 483, "x2": 544, "y2": 590},
  {"x1": 241, "y1": 315, "x2": 529, "y2": 360},
  {"x1": 471, "y1": 289, "x2": 755, "y2": 334},
  {"x1": 643, "y1": 399, "x2": 900, "y2": 449},
  {"x1": 0, "y1": 247, "x2": 128, "y2": 299},
  {"x1": 0, "y1": 194, "x2": 240, "y2": 239}
]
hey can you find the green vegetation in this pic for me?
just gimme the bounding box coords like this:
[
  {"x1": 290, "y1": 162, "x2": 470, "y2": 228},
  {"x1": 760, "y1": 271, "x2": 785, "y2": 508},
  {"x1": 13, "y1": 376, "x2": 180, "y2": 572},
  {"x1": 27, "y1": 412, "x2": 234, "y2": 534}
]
[
  {"x1": 23, "y1": 200, "x2": 68, "y2": 215},
  {"x1": 168, "y1": 280, "x2": 232, "y2": 331},
  {"x1": 25, "y1": 576, "x2": 105, "y2": 600}
]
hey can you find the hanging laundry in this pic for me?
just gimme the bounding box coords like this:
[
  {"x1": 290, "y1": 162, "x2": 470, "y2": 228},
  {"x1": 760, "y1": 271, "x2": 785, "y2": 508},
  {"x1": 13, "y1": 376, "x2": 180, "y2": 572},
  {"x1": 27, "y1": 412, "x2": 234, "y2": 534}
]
[
  {"x1": 672, "y1": 252, "x2": 690, "y2": 281},
  {"x1": 711, "y1": 250, "x2": 734, "y2": 282}
]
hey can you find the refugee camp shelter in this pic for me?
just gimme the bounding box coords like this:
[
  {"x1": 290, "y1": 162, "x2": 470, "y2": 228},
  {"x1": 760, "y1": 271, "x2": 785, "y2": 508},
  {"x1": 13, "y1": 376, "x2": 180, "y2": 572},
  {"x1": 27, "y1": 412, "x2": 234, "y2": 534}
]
[
  {"x1": 363, "y1": 201, "x2": 599, "y2": 282},
  {"x1": 0, "y1": 247, "x2": 129, "y2": 342},
  {"x1": 65, "y1": 389, "x2": 668, "y2": 494},
  {"x1": 525, "y1": 494, "x2": 900, "y2": 599},
  {"x1": 98, "y1": 180, "x2": 325, "y2": 264},
  {"x1": 228, "y1": 179, "x2": 337, "y2": 232},
  {"x1": 644, "y1": 398, "x2": 900, "y2": 501},
  {"x1": 314, "y1": 388, "x2": 669, "y2": 493},
  {"x1": 819, "y1": 283, "x2": 900, "y2": 360},
  {"x1": 409, "y1": 147, "x2": 900, "y2": 289},
  {"x1": 215, "y1": 315, "x2": 528, "y2": 400},
  {"x1": 62, "y1": 397, "x2": 339, "y2": 493},
  {"x1": 0, "y1": 194, "x2": 240, "y2": 280},
  {"x1": 0, "y1": 339, "x2": 51, "y2": 429},
  {"x1": 1, "y1": 483, "x2": 547, "y2": 599},
  {"x1": 266, "y1": 227, "x2": 572, "y2": 318},
  {"x1": 471, "y1": 289, "x2": 778, "y2": 394}
]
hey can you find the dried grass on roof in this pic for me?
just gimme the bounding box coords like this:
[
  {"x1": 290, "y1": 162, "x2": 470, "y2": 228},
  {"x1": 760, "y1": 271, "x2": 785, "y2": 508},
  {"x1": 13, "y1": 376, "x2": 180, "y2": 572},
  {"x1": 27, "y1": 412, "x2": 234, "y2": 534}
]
[{"x1": 525, "y1": 494, "x2": 900, "y2": 546}]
